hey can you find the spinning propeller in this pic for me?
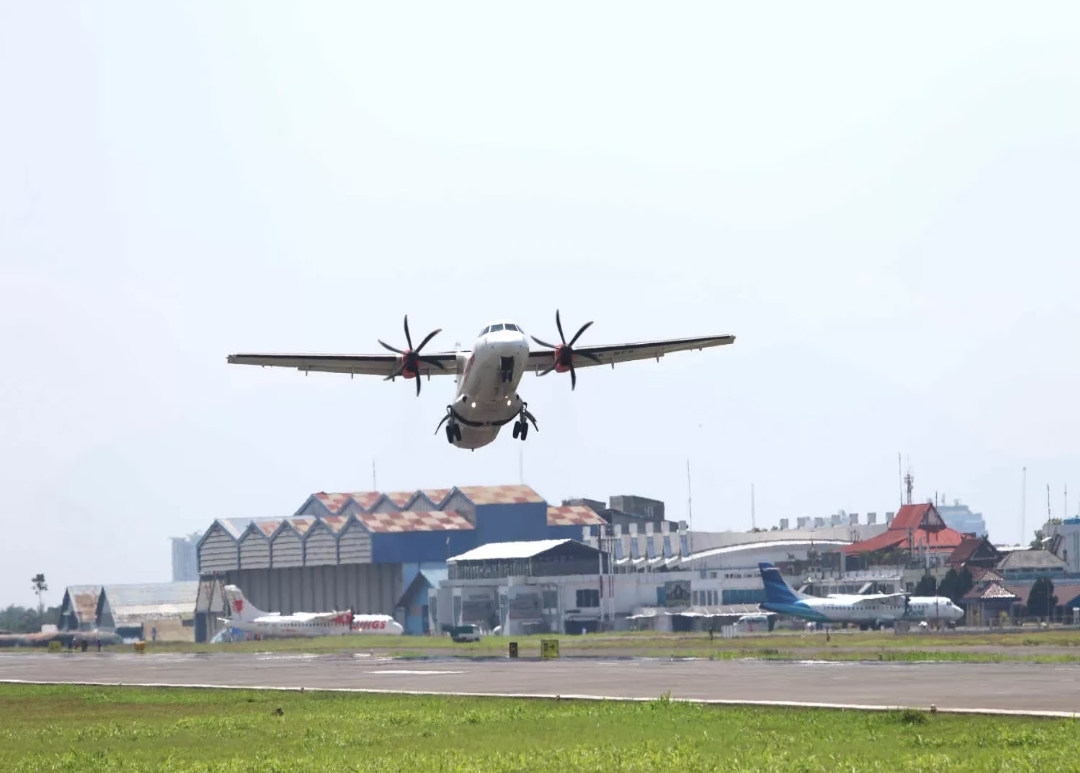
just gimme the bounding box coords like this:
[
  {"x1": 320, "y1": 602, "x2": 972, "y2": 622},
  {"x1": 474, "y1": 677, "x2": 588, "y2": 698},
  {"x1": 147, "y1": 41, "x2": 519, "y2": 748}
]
[
  {"x1": 378, "y1": 315, "x2": 445, "y2": 395},
  {"x1": 530, "y1": 310, "x2": 601, "y2": 390}
]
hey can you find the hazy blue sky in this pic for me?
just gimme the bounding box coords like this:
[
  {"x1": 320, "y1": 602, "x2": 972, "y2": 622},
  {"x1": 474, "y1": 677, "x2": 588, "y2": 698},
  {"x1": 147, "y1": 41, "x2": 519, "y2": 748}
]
[{"x1": 2, "y1": 3, "x2": 1078, "y2": 606}]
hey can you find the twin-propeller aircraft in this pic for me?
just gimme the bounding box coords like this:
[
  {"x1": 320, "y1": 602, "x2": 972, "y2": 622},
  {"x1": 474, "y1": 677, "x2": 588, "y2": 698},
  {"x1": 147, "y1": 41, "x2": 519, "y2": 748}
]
[{"x1": 227, "y1": 311, "x2": 735, "y2": 450}]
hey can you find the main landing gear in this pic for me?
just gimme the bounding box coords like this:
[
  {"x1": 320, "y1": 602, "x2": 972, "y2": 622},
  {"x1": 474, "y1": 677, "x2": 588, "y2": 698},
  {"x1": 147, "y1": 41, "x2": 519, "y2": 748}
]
[{"x1": 512, "y1": 403, "x2": 539, "y2": 441}]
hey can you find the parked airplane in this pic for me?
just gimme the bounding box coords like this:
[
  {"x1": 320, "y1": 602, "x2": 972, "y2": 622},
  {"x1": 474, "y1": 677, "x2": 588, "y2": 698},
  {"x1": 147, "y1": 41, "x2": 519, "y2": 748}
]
[
  {"x1": 219, "y1": 585, "x2": 403, "y2": 638},
  {"x1": 757, "y1": 562, "x2": 964, "y2": 629},
  {"x1": 227, "y1": 310, "x2": 735, "y2": 449}
]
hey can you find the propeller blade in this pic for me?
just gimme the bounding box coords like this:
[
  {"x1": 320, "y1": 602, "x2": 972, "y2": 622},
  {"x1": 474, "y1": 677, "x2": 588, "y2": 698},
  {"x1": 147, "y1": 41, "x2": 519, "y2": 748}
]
[
  {"x1": 415, "y1": 328, "x2": 442, "y2": 353},
  {"x1": 570, "y1": 361, "x2": 577, "y2": 390},
  {"x1": 378, "y1": 340, "x2": 405, "y2": 354},
  {"x1": 531, "y1": 336, "x2": 557, "y2": 349},
  {"x1": 415, "y1": 375, "x2": 422, "y2": 396},
  {"x1": 569, "y1": 320, "x2": 593, "y2": 346},
  {"x1": 420, "y1": 356, "x2": 447, "y2": 370},
  {"x1": 385, "y1": 365, "x2": 404, "y2": 381},
  {"x1": 403, "y1": 315, "x2": 413, "y2": 350},
  {"x1": 556, "y1": 309, "x2": 566, "y2": 344},
  {"x1": 539, "y1": 363, "x2": 556, "y2": 376}
]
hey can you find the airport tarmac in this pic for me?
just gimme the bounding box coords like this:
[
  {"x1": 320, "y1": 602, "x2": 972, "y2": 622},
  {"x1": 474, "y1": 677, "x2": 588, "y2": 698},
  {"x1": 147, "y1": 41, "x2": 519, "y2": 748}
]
[{"x1": 2, "y1": 652, "x2": 1078, "y2": 715}]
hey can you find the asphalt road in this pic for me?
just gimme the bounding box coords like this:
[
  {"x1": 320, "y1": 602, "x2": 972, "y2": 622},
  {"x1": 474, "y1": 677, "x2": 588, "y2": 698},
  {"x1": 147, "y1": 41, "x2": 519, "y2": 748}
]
[{"x1": 2, "y1": 652, "x2": 1078, "y2": 715}]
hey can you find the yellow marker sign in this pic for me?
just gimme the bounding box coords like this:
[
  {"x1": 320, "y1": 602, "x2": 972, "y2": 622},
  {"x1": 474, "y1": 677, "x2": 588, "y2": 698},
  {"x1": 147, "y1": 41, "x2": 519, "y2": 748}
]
[
  {"x1": 540, "y1": 639, "x2": 559, "y2": 659},
  {"x1": 133, "y1": 641, "x2": 146, "y2": 654},
  {"x1": 48, "y1": 641, "x2": 62, "y2": 653}
]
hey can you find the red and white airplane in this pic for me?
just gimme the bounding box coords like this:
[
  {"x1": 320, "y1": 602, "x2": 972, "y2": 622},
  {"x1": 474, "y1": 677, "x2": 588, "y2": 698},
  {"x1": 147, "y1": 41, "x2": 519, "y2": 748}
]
[
  {"x1": 219, "y1": 585, "x2": 403, "y2": 638},
  {"x1": 227, "y1": 310, "x2": 735, "y2": 449}
]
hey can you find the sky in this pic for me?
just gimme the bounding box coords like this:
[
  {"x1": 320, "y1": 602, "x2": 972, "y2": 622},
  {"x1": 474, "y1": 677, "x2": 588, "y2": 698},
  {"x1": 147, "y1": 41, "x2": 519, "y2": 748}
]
[{"x1": 1, "y1": 2, "x2": 1078, "y2": 606}]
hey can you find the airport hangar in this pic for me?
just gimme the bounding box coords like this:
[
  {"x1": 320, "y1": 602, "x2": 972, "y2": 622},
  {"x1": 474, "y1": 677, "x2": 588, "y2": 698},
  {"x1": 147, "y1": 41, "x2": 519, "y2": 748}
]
[{"x1": 193, "y1": 484, "x2": 866, "y2": 642}]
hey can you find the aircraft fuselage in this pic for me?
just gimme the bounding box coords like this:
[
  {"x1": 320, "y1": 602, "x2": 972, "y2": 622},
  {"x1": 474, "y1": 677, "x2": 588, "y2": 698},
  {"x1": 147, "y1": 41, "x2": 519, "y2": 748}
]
[{"x1": 442, "y1": 321, "x2": 532, "y2": 449}]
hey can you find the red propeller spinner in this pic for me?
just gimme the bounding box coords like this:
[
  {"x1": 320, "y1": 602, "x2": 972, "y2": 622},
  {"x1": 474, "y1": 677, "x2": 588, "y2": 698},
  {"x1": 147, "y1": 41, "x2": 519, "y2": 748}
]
[
  {"x1": 530, "y1": 310, "x2": 601, "y2": 390},
  {"x1": 378, "y1": 315, "x2": 446, "y2": 396}
]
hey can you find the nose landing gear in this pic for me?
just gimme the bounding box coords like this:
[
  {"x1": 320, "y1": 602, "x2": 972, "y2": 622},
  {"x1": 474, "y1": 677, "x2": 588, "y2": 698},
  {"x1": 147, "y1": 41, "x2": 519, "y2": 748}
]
[
  {"x1": 434, "y1": 407, "x2": 462, "y2": 444},
  {"x1": 512, "y1": 402, "x2": 539, "y2": 441}
]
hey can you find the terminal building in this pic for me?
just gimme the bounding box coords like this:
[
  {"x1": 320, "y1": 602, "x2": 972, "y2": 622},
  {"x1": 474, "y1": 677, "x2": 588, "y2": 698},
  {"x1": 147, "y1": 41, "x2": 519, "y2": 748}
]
[{"x1": 190, "y1": 484, "x2": 878, "y2": 641}]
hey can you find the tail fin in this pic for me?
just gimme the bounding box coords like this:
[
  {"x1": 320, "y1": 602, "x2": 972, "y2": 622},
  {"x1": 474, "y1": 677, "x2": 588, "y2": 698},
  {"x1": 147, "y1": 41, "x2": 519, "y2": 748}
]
[
  {"x1": 758, "y1": 562, "x2": 806, "y2": 605},
  {"x1": 223, "y1": 585, "x2": 265, "y2": 621}
]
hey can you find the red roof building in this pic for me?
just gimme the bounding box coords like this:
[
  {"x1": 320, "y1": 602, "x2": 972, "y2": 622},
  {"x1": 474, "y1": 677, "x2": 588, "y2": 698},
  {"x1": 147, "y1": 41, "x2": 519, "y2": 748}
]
[{"x1": 841, "y1": 503, "x2": 969, "y2": 557}]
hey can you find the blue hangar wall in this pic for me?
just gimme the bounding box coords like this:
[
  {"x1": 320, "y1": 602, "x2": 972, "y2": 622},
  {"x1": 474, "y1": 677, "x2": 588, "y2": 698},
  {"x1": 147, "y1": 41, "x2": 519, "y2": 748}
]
[{"x1": 196, "y1": 486, "x2": 607, "y2": 638}]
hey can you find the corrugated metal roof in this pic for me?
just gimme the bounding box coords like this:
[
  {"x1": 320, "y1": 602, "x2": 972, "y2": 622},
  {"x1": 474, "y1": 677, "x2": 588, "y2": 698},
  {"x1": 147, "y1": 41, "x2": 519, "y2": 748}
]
[
  {"x1": 349, "y1": 491, "x2": 383, "y2": 510},
  {"x1": 997, "y1": 550, "x2": 1068, "y2": 571},
  {"x1": 422, "y1": 489, "x2": 452, "y2": 506},
  {"x1": 314, "y1": 492, "x2": 353, "y2": 514},
  {"x1": 217, "y1": 518, "x2": 251, "y2": 540},
  {"x1": 320, "y1": 514, "x2": 350, "y2": 533},
  {"x1": 359, "y1": 510, "x2": 474, "y2": 533},
  {"x1": 457, "y1": 485, "x2": 545, "y2": 506},
  {"x1": 63, "y1": 585, "x2": 101, "y2": 624},
  {"x1": 286, "y1": 516, "x2": 316, "y2": 535},
  {"x1": 101, "y1": 582, "x2": 199, "y2": 624},
  {"x1": 547, "y1": 505, "x2": 606, "y2": 526},
  {"x1": 448, "y1": 539, "x2": 578, "y2": 562},
  {"x1": 383, "y1": 491, "x2": 416, "y2": 507}
]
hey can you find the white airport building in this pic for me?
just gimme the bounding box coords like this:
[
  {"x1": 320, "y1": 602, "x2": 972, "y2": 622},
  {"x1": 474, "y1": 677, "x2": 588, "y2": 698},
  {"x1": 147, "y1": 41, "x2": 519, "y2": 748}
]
[{"x1": 427, "y1": 514, "x2": 891, "y2": 635}]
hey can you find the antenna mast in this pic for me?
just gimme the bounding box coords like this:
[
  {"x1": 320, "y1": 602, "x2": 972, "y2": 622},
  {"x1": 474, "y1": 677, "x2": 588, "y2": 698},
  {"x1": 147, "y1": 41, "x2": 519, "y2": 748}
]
[
  {"x1": 903, "y1": 464, "x2": 914, "y2": 506},
  {"x1": 897, "y1": 452, "x2": 903, "y2": 506},
  {"x1": 1021, "y1": 467, "x2": 1027, "y2": 545}
]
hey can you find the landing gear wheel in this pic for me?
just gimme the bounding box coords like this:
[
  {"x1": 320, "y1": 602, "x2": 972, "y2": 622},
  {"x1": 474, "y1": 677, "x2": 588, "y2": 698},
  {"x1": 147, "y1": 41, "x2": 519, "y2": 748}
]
[
  {"x1": 512, "y1": 421, "x2": 521, "y2": 439},
  {"x1": 445, "y1": 423, "x2": 462, "y2": 443},
  {"x1": 519, "y1": 421, "x2": 528, "y2": 440}
]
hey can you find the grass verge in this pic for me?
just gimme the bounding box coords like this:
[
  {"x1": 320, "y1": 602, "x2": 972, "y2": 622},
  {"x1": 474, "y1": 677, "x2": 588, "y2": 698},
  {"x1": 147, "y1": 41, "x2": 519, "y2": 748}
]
[{"x1": 1, "y1": 684, "x2": 1077, "y2": 772}]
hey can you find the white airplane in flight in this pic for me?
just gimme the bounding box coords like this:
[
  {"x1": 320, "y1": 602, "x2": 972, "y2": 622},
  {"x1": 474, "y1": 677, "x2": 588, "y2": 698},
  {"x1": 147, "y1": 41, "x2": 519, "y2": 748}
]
[
  {"x1": 219, "y1": 585, "x2": 403, "y2": 638},
  {"x1": 758, "y1": 563, "x2": 964, "y2": 630},
  {"x1": 227, "y1": 310, "x2": 736, "y2": 449}
]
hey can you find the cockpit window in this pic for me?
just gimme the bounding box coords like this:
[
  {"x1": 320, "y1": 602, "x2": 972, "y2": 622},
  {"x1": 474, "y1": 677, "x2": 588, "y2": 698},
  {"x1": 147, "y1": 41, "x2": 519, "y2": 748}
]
[
  {"x1": 505, "y1": 323, "x2": 519, "y2": 331},
  {"x1": 491, "y1": 323, "x2": 505, "y2": 332},
  {"x1": 479, "y1": 326, "x2": 491, "y2": 336}
]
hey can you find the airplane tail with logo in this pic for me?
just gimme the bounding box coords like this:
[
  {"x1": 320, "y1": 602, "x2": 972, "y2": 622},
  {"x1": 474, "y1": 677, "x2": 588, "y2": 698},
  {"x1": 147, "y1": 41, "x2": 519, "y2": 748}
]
[
  {"x1": 223, "y1": 585, "x2": 266, "y2": 622},
  {"x1": 758, "y1": 562, "x2": 811, "y2": 605}
]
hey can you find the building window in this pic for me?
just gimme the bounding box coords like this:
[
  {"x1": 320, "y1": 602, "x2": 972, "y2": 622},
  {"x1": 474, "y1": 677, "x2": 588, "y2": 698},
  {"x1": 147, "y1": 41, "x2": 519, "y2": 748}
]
[
  {"x1": 576, "y1": 589, "x2": 599, "y2": 608},
  {"x1": 542, "y1": 590, "x2": 558, "y2": 609}
]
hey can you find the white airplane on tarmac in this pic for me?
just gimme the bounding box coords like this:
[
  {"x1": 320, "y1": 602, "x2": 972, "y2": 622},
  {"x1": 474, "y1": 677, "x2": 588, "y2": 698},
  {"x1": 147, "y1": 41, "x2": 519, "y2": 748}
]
[
  {"x1": 227, "y1": 310, "x2": 736, "y2": 449},
  {"x1": 219, "y1": 585, "x2": 403, "y2": 638}
]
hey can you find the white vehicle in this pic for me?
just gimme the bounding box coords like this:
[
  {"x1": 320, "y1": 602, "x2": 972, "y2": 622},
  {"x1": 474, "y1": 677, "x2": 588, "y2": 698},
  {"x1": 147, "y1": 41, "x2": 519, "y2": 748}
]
[
  {"x1": 227, "y1": 311, "x2": 735, "y2": 449},
  {"x1": 757, "y1": 563, "x2": 964, "y2": 629},
  {"x1": 218, "y1": 585, "x2": 403, "y2": 638}
]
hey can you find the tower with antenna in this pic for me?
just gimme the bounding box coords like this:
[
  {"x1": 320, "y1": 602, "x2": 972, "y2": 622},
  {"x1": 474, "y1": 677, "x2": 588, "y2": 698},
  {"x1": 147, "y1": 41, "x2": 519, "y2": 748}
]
[
  {"x1": 1021, "y1": 467, "x2": 1027, "y2": 546},
  {"x1": 903, "y1": 466, "x2": 914, "y2": 506}
]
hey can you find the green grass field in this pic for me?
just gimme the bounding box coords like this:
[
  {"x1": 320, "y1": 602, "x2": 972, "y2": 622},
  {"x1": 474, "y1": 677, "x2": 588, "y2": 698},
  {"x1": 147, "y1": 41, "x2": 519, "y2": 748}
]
[
  {"x1": 123, "y1": 627, "x2": 1080, "y2": 664},
  {"x1": 1, "y1": 684, "x2": 1076, "y2": 772}
]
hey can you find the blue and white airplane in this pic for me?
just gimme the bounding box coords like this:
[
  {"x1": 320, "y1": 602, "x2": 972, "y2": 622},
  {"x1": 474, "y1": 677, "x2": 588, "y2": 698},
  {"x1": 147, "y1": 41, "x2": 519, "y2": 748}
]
[{"x1": 757, "y1": 562, "x2": 964, "y2": 629}]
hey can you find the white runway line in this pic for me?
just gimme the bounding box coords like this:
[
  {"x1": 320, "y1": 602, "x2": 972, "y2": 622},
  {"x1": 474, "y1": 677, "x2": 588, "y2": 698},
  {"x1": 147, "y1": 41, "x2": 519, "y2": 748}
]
[
  {"x1": 2, "y1": 678, "x2": 1078, "y2": 719},
  {"x1": 366, "y1": 670, "x2": 466, "y2": 675}
]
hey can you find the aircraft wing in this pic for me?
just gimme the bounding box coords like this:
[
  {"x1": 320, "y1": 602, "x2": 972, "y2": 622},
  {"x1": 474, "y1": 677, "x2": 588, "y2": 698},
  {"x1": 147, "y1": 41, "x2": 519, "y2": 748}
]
[
  {"x1": 849, "y1": 593, "x2": 908, "y2": 607},
  {"x1": 226, "y1": 352, "x2": 459, "y2": 378},
  {"x1": 289, "y1": 611, "x2": 349, "y2": 622},
  {"x1": 527, "y1": 334, "x2": 735, "y2": 373}
]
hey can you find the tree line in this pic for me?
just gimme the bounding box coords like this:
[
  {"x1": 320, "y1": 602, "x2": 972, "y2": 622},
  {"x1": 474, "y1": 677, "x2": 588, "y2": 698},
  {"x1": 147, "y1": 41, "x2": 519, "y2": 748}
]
[{"x1": 0, "y1": 604, "x2": 61, "y2": 634}]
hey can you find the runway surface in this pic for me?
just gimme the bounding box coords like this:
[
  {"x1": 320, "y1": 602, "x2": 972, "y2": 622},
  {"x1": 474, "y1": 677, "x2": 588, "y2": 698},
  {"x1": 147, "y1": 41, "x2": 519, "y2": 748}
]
[{"x1": 2, "y1": 652, "x2": 1078, "y2": 716}]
